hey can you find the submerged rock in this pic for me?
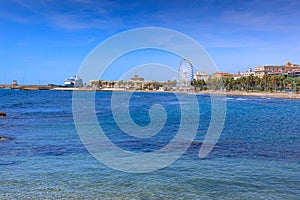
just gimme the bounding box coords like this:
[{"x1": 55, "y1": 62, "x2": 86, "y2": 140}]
[
  {"x1": 191, "y1": 141, "x2": 203, "y2": 145},
  {"x1": 0, "y1": 112, "x2": 6, "y2": 117},
  {"x1": 0, "y1": 136, "x2": 13, "y2": 141}
]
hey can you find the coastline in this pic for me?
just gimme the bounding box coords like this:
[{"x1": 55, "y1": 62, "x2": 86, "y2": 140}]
[
  {"x1": 48, "y1": 88, "x2": 300, "y2": 99},
  {"x1": 1, "y1": 85, "x2": 300, "y2": 99},
  {"x1": 197, "y1": 90, "x2": 300, "y2": 99},
  {"x1": 54, "y1": 88, "x2": 300, "y2": 99}
]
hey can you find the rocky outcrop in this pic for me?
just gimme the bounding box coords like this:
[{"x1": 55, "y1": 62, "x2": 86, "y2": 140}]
[
  {"x1": 0, "y1": 136, "x2": 13, "y2": 141},
  {"x1": 191, "y1": 141, "x2": 203, "y2": 145}
]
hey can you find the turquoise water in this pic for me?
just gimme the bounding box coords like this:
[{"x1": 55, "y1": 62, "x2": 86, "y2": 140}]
[{"x1": 0, "y1": 90, "x2": 299, "y2": 199}]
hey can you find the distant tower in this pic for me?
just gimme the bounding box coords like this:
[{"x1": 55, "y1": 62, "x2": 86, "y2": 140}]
[{"x1": 12, "y1": 80, "x2": 18, "y2": 86}]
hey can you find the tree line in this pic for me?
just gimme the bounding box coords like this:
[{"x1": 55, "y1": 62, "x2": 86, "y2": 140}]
[{"x1": 192, "y1": 75, "x2": 300, "y2": 92}]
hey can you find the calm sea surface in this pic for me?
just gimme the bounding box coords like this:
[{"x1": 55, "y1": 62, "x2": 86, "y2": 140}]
[{"x1": 0, "y1": 90, "x2": 299, "y2": 199}]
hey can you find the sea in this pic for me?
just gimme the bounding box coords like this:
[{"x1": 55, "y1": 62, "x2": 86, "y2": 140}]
[{"x1": 0, "y1": 89, "x2": 299, "y2": 199}]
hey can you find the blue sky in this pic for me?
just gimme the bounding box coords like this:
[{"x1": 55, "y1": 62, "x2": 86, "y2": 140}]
[{"x1": 1, "y1": 0, "x2": 300, "y2": 84}]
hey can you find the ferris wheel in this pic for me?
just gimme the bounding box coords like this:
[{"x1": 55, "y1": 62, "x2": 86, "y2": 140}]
[{"x1": 177, "y1": 58, "x2": 195, "y2": 87}]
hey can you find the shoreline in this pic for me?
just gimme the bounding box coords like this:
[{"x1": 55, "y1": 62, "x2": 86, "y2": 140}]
[
  {"x1": 197, "y1": 90, "x2": 300, "y2": 99},
  {"x1": 1, "y1": 86, "x2": 300, "y2": 99},
  {"x1": 58, "y1": 87, "x2": 300, "y2": 99},
  {"x1": 54, "y1": 88, "x2": 300, "y2": 99}
]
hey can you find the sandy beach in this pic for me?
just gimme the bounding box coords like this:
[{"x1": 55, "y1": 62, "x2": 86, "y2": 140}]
[
  {"x1": 56, "y1": 87, "x2": 300, "y2": 99},
  {"x1": 197, "y1": 90, "x2": 300, "y2": 99},
  {"x1": 2, "y1": 85, "x2": 300, "y2": 99}
]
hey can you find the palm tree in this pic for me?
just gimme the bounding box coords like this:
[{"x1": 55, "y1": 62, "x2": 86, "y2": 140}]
[
  {"x1": 271, "y1": 76, "x2": 281, "y2": 91},
  {"x1": 253, "y1": 76, "x2": 261, "y2": 91},
  {"x1": 239, "y1": 77, "x2": 246, "y2": 91},
  {"x1": 262, "y1": 75, "x2": 269, "y2": 91},
  {"x1": 279, "y1": 75, "x2": 285, "y2": 91}
]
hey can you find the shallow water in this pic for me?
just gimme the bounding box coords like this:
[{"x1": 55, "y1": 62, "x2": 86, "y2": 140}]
[{"x1": 0, "y1": 90, "x2": 299, "y2": 199}]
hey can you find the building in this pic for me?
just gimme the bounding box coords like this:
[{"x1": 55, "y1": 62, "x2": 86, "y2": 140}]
[
  {"x1": 211, "y1": 72, "x2": 233, "y2": 79},
  {"x1": 194, "y1": 71, "x2": 210, "y2": 81},
  {"x1": 240, "y1": 68, "x2": 255, "y2": 77},
  {"x1": 288, "y1": 70, "x2": 300, "y2": 78},
  {"x1": 285, "y1": 61, "x2": 299, "y2": 67},
  {"x1": 89, "y1": 74, "x2": 146, "y2": 90},
  {"x1": 64, "y1": 76, "x2": 83, "y2": 87},
  {"x1": 254, "y1": 62, "x2": 300, "y2": 78},
  {"x1": 233, "y1": 74, "x2": 241, "y2": 80},
  {"x1": 130, "y1": 74, "x2": 144, "y2": 82},
  {"x1": 12, "y1": 80, "x2": 18, "y2": 86},
  {"x1": 255, "y1": 65, "x2": 284, "y2": 78}
]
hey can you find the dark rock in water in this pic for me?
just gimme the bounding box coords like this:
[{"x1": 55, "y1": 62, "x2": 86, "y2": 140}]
[
  {"x1": 0, "y1": 112, "x2": 6, "y2": 117},
  {"x1": 191, "y1": 141, "x2": 203, "y2": 145},
  {"x1": 0, "y1": 136, "x2": 13, "y2": 141}
]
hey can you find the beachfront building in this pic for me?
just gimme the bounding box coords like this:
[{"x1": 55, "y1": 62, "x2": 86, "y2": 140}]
[
  {"x1": 89, "y1": 75, "x2": 147, "y2": 90},
  {"x1": 287, "y1": 70, "x2": 300, "y2": 78},
  {"x1": 64, "y1": 76, "x2": 83, "y2": 87},
  {"x1": 211, "y1": 72, "x2": 233, "y2": 79},
  {"x1": 128, "y1": 74, "x2": 144, "y2": 90},
  {"x1": 240, "y1": 68, "x2": 255, "y2": 77},
  {"x1": 130, "y1": 74, "x2": 144, "y2": 82},
  {"x1": 254, "y1": 62, "x2": 300, "y2": 78},
  {"x1": 255, "y1": 65, "x2": 284, "y2": 78},
  {"x1": 233, "y1": 73, "x2": 241, "y2": 80},
  {"x1": 194, "y1": 71, "x2": 210, "y2": 81}
]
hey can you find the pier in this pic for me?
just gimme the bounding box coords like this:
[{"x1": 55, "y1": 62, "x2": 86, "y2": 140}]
[{"x1": 0, "y1": 84, "x2": 54, "y2": 90}]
